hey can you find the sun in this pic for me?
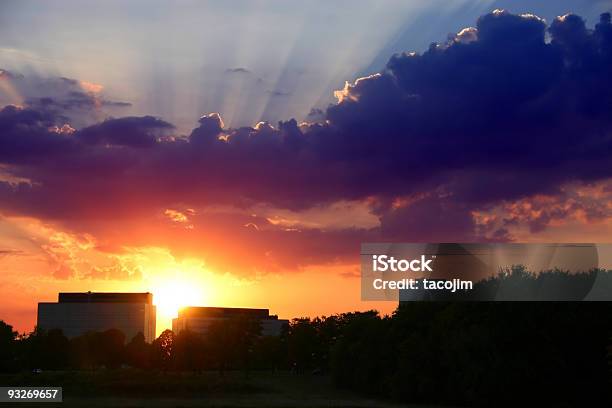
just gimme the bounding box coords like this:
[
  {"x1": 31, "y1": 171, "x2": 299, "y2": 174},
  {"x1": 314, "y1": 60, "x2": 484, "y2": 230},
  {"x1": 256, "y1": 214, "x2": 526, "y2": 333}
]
[{"x1": 152, "y1": 280, "x2": 203, "y2": 320}]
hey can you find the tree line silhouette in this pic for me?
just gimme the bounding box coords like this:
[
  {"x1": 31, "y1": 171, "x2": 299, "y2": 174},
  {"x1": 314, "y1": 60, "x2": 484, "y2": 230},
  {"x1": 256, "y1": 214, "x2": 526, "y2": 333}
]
[{"x1": 2, "y1": 268, "x2": 612, "y2": 407}]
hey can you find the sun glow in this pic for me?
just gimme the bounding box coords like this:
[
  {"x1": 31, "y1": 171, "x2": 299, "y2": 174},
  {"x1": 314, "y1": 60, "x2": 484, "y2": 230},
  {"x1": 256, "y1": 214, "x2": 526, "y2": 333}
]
[{"x1": 153, "y1": 280, "x2": 203, "y2": 321}]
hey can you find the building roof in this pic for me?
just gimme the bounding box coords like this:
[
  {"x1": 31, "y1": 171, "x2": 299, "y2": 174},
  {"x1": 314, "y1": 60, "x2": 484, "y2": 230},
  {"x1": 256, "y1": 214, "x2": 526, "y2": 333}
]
[
  {"x1": 58, "y1": 292, "x2": 153, "y2": 304},
  {"x1": 178, "y1": 306, "x2": 272, "y2": 319}
]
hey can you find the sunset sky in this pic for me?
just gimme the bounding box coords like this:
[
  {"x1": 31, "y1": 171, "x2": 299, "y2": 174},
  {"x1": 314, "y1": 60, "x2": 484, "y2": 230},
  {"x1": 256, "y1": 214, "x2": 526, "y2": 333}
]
[{"x1": 1, "y1": 0, "x2": 612, "y2": 335}]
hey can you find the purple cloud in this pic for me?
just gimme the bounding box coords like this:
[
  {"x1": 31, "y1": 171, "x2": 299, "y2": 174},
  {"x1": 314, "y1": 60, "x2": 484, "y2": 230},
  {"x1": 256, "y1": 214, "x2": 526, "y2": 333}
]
[{"x1": 0, "y1": 10, "x2": 611, "y2": 270}]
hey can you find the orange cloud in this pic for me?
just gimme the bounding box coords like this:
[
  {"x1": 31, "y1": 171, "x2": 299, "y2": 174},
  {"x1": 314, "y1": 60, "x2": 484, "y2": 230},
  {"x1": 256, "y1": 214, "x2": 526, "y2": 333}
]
[{"x1": 79, "y1": 80, "x2": 103, "y2": 93}]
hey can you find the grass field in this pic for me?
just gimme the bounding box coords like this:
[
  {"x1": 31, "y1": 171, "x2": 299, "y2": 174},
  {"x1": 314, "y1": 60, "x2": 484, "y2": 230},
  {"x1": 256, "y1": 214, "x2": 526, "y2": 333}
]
[{"x1": 0, "y1": 370, "x2": 431, "y2": 408}]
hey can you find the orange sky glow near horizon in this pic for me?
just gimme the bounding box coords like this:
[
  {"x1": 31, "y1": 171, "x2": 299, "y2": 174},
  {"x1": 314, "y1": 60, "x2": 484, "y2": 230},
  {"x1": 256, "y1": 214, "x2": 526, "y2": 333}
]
[
  {"x1": 1, "y1": 259, "x2": 398, "y2": 337},
  {"x1": 1, "y1": 188, "x2": 611, "y2": 338},
  {"x1": 0, "y1": 214, "x2": 398, "y2": 336}
]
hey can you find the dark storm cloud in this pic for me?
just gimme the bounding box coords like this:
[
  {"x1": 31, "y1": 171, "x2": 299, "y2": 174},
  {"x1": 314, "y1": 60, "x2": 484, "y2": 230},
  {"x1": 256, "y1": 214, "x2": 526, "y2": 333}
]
[
  {"x1": 0, "y1": 107, "x2": 172, "y2": 163},
  {"x1": 77, "y1": 116, "x2": 173, "y2": 147},
  {"x1": 379, "y1": 197, "x2": 478, "y2": 241},
  {"x1": 26, "y1": 93, "x2": 132, "y2": 113},
  {"x1": 323, "y1": 11, "x2": 612, "y2": 206},
  {"x1": 0, "y1": 70, "x2": 131, "y2": 128},
  {"x1": 1, "y1": 10, "x2": 612, "y2": 259},
  {"x1": 0, "y1": 105, "x2": 71, "y2": 164}
]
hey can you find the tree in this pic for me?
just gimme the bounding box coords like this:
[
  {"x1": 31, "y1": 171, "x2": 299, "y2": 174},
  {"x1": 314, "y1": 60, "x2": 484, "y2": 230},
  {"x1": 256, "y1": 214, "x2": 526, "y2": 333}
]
[
  {"x1": 287, "y1": 318, "x2": 318, "y2": 373},
  {"x1": 42, "y1": 329, "x2": 71, "y2": 369},
  {"x1": 206, "y1": 317, "x2": 262, "y2": 375},
  {"x1": 96, "y1": 329, "x2": 126, "y2": 369},
  {"x1": 69, "y1": 333, "x2": 95, "y2": 369},
  {"x1": 124, "y1": 332, "x2": 151, "y2": 369},
  {"x1": 252, "y1": 334, "x2": 287, "y2": 370},
  {"x1": 0, "y1": 320, "x2": 17, "y2": 372},
  {"x1": 150, "y1": 329, "x2": 174, "y2": 371},
  {"x1": 330, "y1": 312, "x2": 389, "y2": 394},
  {"x1": 18, "y1": 327, "x2": 70, "y2": 370},
  {"x1": 173, "y1": 329, "x2": 206, "y2": 372}
]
